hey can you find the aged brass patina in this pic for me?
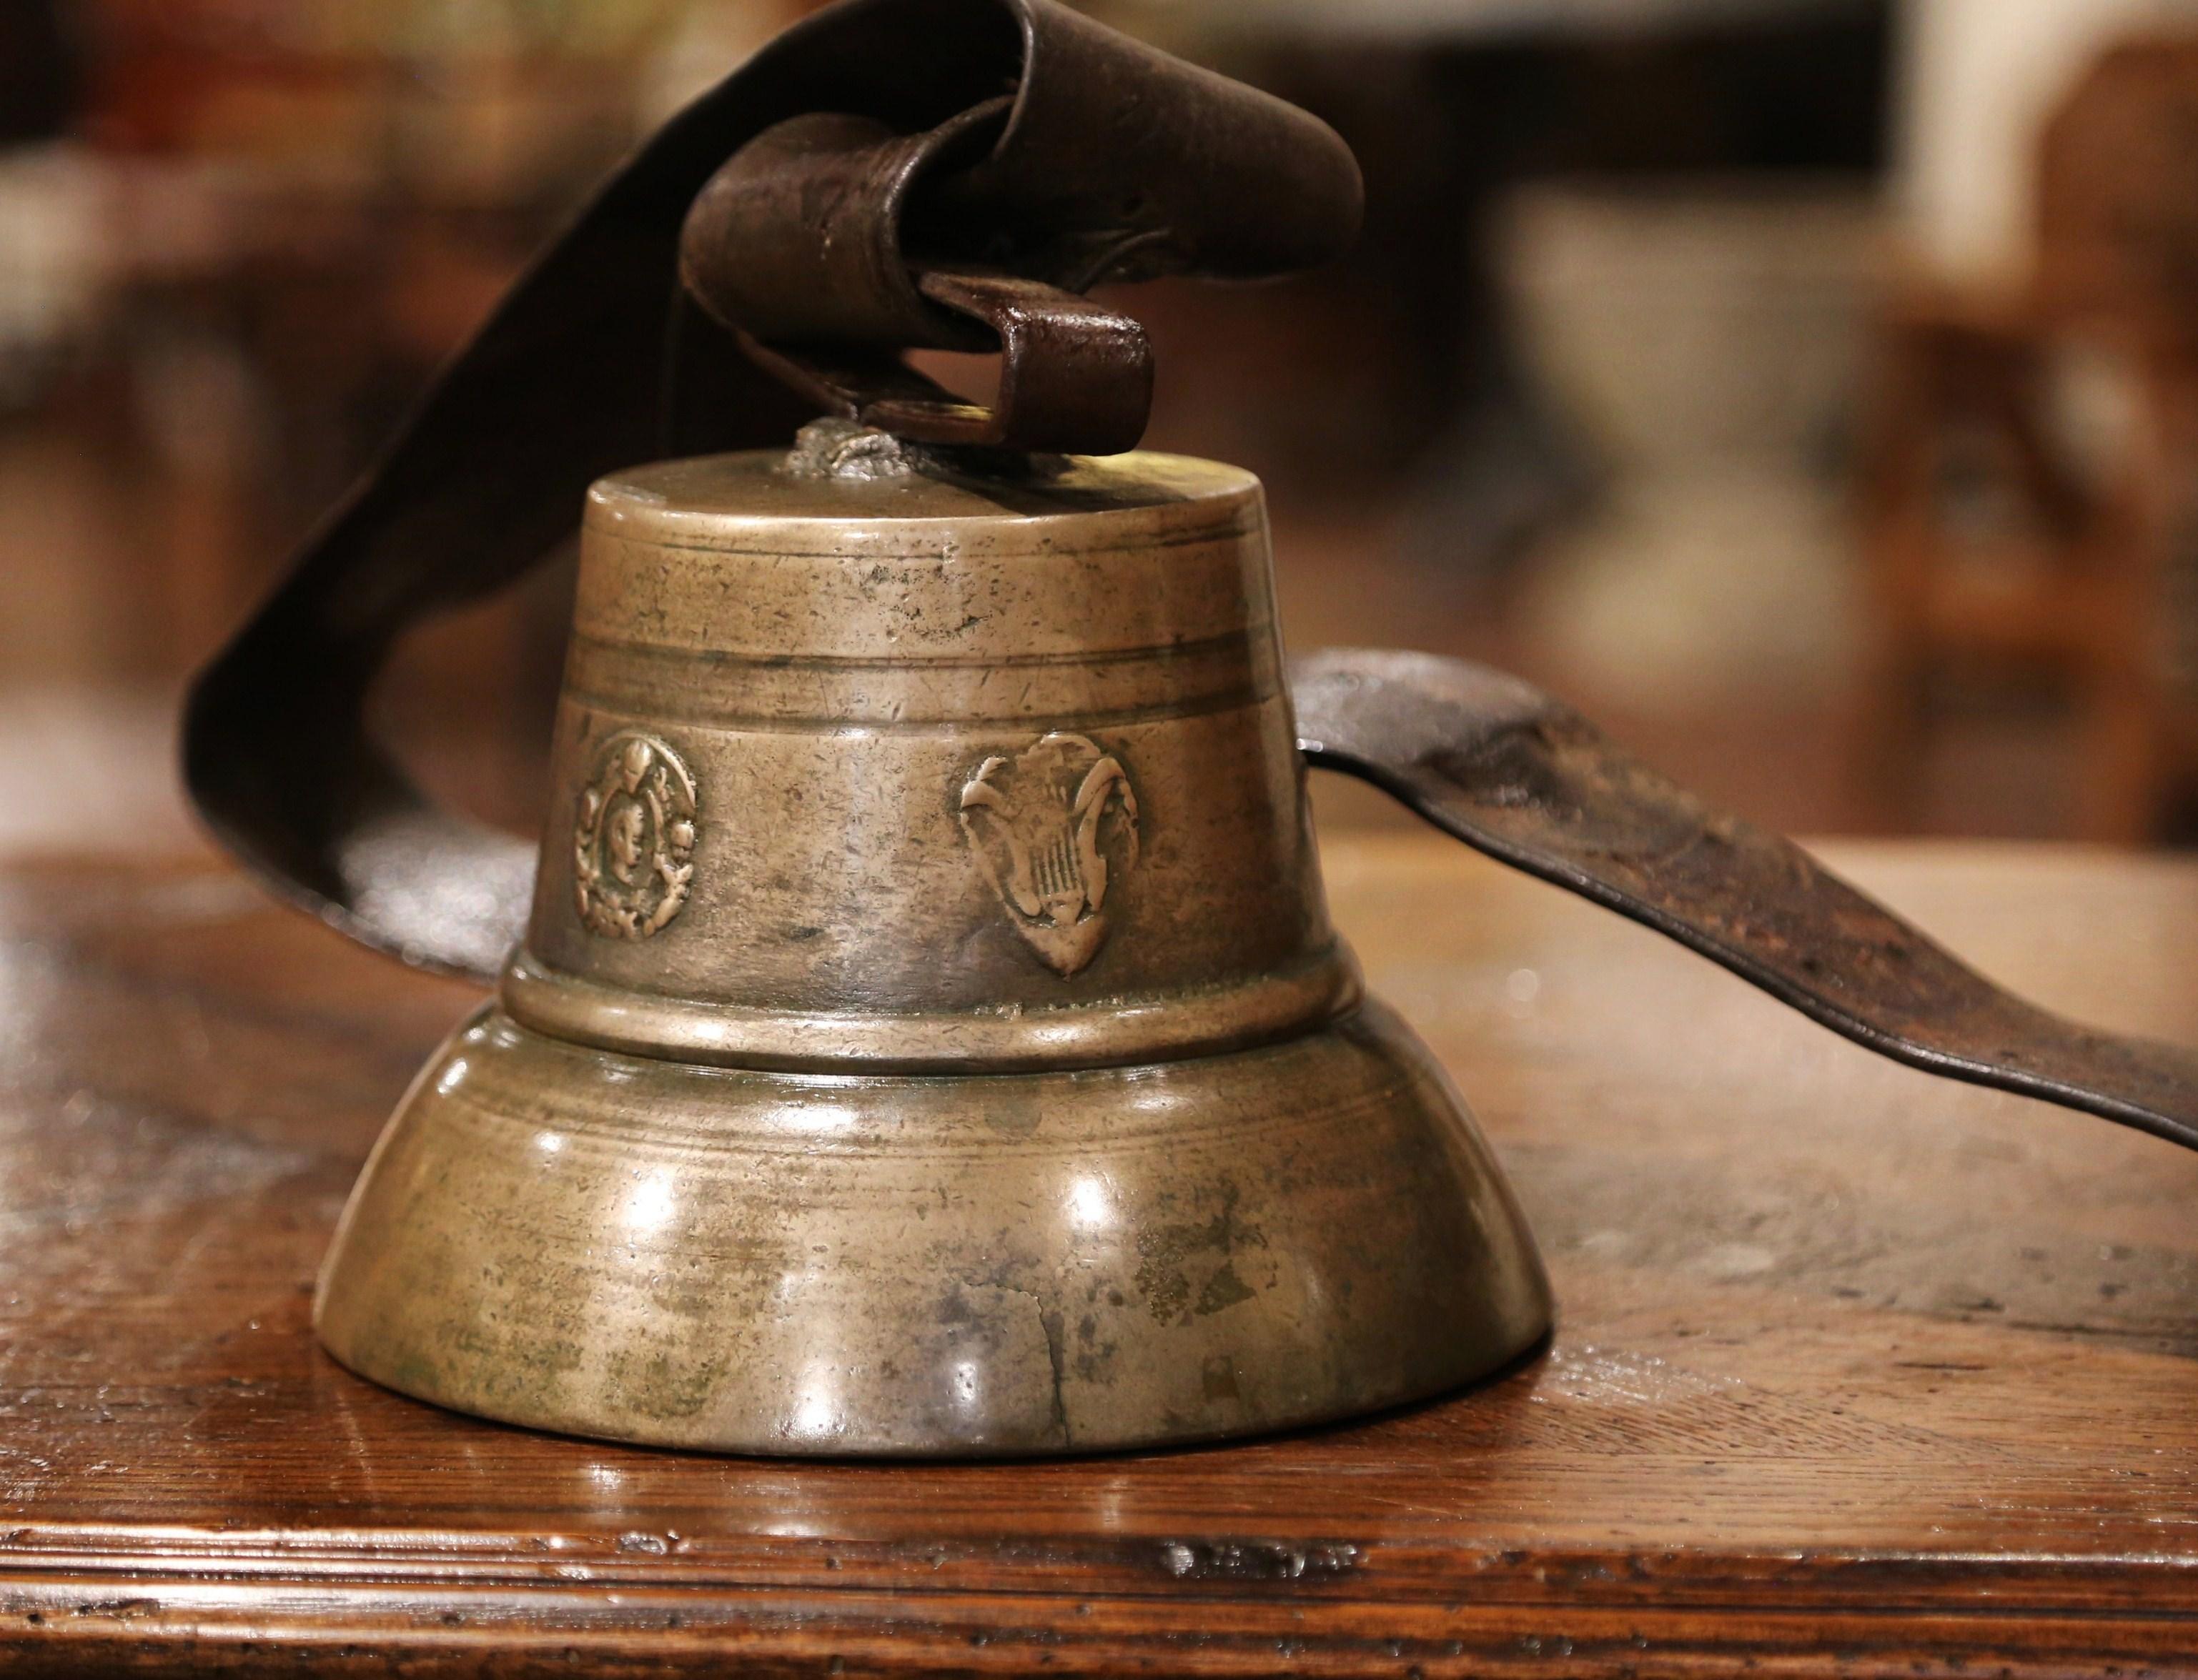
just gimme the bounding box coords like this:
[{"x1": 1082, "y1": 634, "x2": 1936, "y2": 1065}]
[
  {"x1": 187, "y1": 0, "x2": 2195, "y2": 1457},
  {"x1": 313, "y1": 439, "x2": 1550, "y2": 1452}
]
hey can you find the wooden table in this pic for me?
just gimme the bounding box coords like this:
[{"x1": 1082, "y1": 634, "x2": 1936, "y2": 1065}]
[{"x1": 4, "y1": 834, "x2": 2197, "y2": 1676}]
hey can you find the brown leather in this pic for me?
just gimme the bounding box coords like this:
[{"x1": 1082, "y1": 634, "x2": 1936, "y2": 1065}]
[
  {"x1": 1292, "y1": 648, "x2": 2198, "y2": 1153},
  {"x1": 670, "y1": 0, "x2": 1366, "y2": 448},
  {"x1": 679, "y1": 103, "x2": 1157, "y2": 449},
  {"x1": 680, "y1": 107, "x2": 1017, "y2": 354},
  {"x1": 728, "y1": 267, "x2": 1155, "y2": 453}
]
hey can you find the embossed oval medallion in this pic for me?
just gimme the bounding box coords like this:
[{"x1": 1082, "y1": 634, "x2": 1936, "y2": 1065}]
[
  {"x1": 959, "y1": 733, "x2": 1139, "y2": 977},
  {"x1": 573, "y1": 731, "x2": 698, "y2": 939}
]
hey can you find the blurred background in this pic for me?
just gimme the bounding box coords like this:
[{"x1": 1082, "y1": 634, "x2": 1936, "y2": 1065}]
[{"x1": 4, "y1": 0, "x2": 2198, "y2": 855}]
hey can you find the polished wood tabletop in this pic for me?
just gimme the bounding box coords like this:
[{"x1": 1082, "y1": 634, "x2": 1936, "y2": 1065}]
[{"x1": 3, "y1": 832, "x2": 2196, "y2": 1676}]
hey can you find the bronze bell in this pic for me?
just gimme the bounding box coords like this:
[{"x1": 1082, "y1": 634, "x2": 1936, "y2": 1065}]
[
  {"x1": 312, "y1": 427, "x2": 1550, "y2": 1453},
  {"x1": 186, "y1": 0, "x2": 2195, "y2": 1458}
]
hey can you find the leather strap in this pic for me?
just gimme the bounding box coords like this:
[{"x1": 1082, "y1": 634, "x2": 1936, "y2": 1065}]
[{"x1": 1292, "y1": 648, "x2": 2198, "y2": 1153}]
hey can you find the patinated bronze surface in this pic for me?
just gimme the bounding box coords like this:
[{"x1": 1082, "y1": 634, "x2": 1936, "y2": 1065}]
[{"x1": 314, "y1": 437, "x2": 1550, "y2": 1453}]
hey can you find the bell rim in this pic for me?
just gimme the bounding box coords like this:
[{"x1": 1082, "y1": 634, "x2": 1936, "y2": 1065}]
[
  {"x1": 500, "y1": 938, "x2": 1364, "y2": 1074},
  {"x1": 315, "y1": 997, "x2": 1554, "y2": 1458}
]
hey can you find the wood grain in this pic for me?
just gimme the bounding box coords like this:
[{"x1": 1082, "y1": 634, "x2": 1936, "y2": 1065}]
[{"x1": 3, "y1": 834, "x2": 2197, "y2": 1675}]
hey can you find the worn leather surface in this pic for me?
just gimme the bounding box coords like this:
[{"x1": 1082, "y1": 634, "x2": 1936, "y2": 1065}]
[{"x1": 1293, "y1": 648, "x2": 2198, "y2": 1151}]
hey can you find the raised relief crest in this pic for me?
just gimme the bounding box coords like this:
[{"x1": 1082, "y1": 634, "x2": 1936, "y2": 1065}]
[
  {"x1": 573, "y1": 732, "x2": 698, "y2": 939},
  {"x1": 959, "y1": 733, "x2": 1139, "y2": 977}
]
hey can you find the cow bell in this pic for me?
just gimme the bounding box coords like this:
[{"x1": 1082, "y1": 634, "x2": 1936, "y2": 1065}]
[{"x1": 311, "y1": 424, "x2": 1553, "y2": 1454}]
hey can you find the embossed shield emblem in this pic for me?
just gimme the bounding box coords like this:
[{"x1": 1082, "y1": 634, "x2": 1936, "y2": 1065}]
[
  {"x1": 573, "y1": 732, "x2": 698, "y2": 939},
  {"x1": 958, "y1": 733, "x2": 1139, "y2": 977}
]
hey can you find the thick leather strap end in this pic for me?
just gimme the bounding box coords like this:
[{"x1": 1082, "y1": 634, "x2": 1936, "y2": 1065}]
[{"x1": 1291, "y1": 646, "x2": 2198, "y2": 1153}]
